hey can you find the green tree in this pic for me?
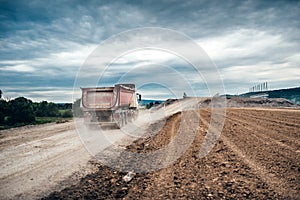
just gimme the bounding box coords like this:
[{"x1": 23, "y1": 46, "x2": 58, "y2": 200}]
[
  {"x1": 35, "y1": 101, "x2": 59, "y2": 117},
  {"x1": 57, "y1": 103, "x2": 72, "y2": 110},
  {"x1": 146, "y1": 102, "x2": 154, "y2": 109},
  {"x1": 35, "y1": 101, "x2": 48, "y2": 117},
  {"x1": 47, "y1": 102, "x2": 59, "y2": 117},
  {"x1": 0, "y1": 99, "x2": 8, "y2": 124},
  {"x1": 61, "y1": 109, "x2": 73, "y2": 118},
  {"x1": 7, "y1": 97, "x2": 35, "y2": 124}
]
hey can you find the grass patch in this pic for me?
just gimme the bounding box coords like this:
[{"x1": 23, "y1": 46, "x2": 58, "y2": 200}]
[
  {"x1": 0, "y1": 117, "x2": 72, "y2": 130},
  {"x1": 0, "y1": 124, "x2": 25, "y2": 130},
  {"x1": 35, "y1": 117, "x2": 72, "y2": 124}
]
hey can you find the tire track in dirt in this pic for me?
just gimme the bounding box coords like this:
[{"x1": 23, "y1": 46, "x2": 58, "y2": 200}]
[
  {"x1": 124, "y1": 109, "x2": 288, "y2": 199},
  {"x1": 224, "y1": 113, "x2": 299, "y2": 152},
  {"x1": 0, "y1": 142, "x2": 83, "y2": 181},
  {"x1": 230, "y1": 109, "x2": 300, "y2": 135},
  {"x1": 0, "y1": 121, "x2": 95, "y2": 200},
  {"x1": 230, "y1": 107, "x2": 300, "y2": 122},
  {"x1": 1, "y1": 145, "x2": 92, "y2": 200},
  {"x1": 226, "y1": 113, "x2": 300, "y2": 157},
  {"x1": 238, "y1": 108, "x2": 300, "y2": 120},
  {"x1": 225, "y1": 115, "x2": 297, "y2": 152},
  {"x1": 0, "y1": 122, "x2": 74, "y2": 150},
  {"x1": 200, "y1": 109, "x2": 299, "y2": 198},
  {"x1": 219, "y1": 136, "x2": 298, "y2": 198},
  {"x1": 227, "y1": 110, "x2": 300, "y2": 147},
  {"x1": 154, "y1": 113, "x2": 180, "y2": 199},
  {"x1": 149, "y1": 111, "x2": 197, "y2": 199},
  {"x1": 233, "y1": 108, "x2": 300, "y2": 127}
]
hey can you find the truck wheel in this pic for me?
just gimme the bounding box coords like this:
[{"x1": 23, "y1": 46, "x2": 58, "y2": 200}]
[
  {"x1": 128, "y1": 111, "x2": 133, "y2": 122},
  {"x1": 124, "y1": 113, "x2": 128, "y2": 125},
  {"x1": 119, "y1": 113, "x2": 124, "y2": 127},
  {"x1": 122, "y1": 116, "x2": 125, "y2": 127},
  {"x1": 134, "y1": 110, "x2": 138, "y2": 120}
]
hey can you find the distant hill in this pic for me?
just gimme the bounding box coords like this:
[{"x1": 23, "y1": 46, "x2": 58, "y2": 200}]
[{"x1": 239, "y1": 87, "x2": 300, "y2": 105}]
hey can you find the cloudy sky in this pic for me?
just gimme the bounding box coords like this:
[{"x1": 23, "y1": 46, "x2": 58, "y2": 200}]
[{"x1": 0, "y1": 0, "x2": 299, "y2": 102}]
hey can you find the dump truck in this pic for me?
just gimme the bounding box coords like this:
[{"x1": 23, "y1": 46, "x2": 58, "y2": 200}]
[{"x1": 81, "y1": 84, "x2": 141, "y2": 128}]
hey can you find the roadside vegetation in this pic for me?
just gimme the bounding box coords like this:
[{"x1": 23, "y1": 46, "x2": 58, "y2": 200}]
[
  {"x1": 0, "y1": 95, "x2": 163, "y2": 130},
  {"x1": 0, "y1": 97, "x2": 75, "y2": 130},
  {"x1": 145, "y1": 101, "x2": 161, "y2": 109}
]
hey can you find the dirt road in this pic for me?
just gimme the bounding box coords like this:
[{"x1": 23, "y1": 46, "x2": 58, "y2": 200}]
[
  {"x1": 44, "y1": 107, "x2": 299, "y2": 199},
  {"x1": 0, "y1": 118, "x2": 140, "y2": 200},
  {"x1": 0, "y1": 121, "x2": 89, "y2": 199}
]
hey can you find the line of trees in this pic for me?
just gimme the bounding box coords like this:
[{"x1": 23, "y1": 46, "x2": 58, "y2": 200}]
[
  {"x1": 146, "y1": 101, "x2": 161, "y2": 109},
  {"x1": 0, "y1": 97, "x2": 73, "y2": 126}
]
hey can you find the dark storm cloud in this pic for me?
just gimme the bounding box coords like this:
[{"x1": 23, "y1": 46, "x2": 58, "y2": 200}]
[{"x1": 0, "y1": 0, "x2": 299, "y2": 101}]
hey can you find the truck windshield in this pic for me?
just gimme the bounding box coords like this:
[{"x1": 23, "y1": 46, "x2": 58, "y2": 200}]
[{"x1": 84, "y1": 91, "x2": 114, "y2": 108}]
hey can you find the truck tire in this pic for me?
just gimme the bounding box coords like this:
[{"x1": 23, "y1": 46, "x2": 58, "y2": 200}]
[
  {"x1": 119, "y1": 112, "x2": 125, "y2": 127},
  {"x1": 128, "y1": 111, "x2": 133, "y2": 122},
  {"x1": 124, "y1": 112, "x2": 128, "y2": 125}
]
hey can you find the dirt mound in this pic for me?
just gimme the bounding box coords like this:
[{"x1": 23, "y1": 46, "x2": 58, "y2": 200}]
[
  {"x1": 43, "y1": 108, "x2": 299, "y2": 199},
  {"x1": 200, "y1": 97, "x2": 298, "y2": 108}
]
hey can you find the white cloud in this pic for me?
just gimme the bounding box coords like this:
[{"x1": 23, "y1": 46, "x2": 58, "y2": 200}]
[
  {"x1": 285, "y1": 53, "x2": 300, "y2": 64},
  {"x1": 1, "y1": 1, "x2": 299, "y2": 102},
  {"x1": 0, "y1": 44, "x2": 96, "y2": 76},
  {"x1": 37, "y1": 44, "x2": 97, "y2": 68},
  {"x1": 199, "y1": 29, "x2": 283, "y2": 62},
  {"x1": 113, "y1": 49, "x2": 176, "y2": 65},
  {"x1": 221, "y1": 61, "x2": 300, "y2": 90},
  {"x1": 2, "y1": 86, "x2": 78, "y2": 103},
  {"x1": 0, "y1": 64, "x2": 35, "y2": 72},
  {"x1": 195, "y1": 29, "x2": 300, "y2": 93}
]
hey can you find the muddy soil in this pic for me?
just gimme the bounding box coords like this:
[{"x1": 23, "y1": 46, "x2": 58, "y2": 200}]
[{"x1": 44, "y1": 108, "x2": 300, "y2": 199}]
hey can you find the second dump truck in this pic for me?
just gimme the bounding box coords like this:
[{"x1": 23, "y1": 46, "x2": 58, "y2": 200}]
[{"x1": 81, "y1": 84, "x2": 140, "y2": 128}]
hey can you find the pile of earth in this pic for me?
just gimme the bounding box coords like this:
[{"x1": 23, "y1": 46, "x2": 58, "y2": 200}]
[{"x1": 200, "y1": 97, "x2": 298, "y2": 108}]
